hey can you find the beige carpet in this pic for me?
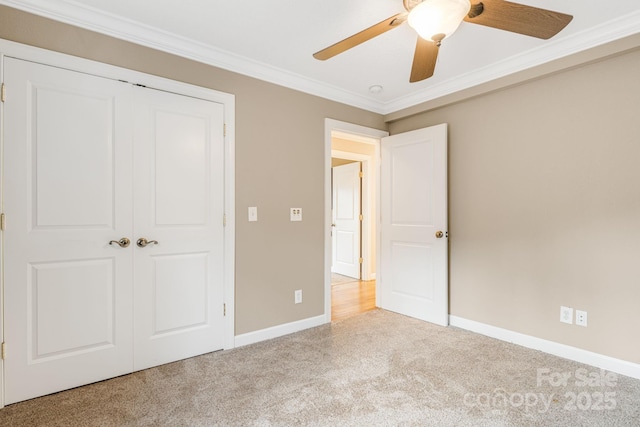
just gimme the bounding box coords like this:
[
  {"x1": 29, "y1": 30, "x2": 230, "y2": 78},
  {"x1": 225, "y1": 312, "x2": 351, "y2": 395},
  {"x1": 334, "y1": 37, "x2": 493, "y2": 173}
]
[{"x1": 1, "y1": 309, "x2": 639, "y2": 426}]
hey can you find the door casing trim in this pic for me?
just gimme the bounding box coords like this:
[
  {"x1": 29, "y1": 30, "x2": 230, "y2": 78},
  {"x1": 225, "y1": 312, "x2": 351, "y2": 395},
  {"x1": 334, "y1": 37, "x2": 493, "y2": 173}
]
[{"x1": 324, "y1": 119, "x2": 388, "y2": 323}]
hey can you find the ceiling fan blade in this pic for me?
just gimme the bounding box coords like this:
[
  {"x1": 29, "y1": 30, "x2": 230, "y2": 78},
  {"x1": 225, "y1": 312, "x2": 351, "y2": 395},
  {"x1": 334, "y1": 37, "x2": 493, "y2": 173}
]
[
  {"x1": 464, "y1": 0, "x2": 573, "y2": 40},
  {"x1": 313, "y1": 13, "x2": 407, "y2": 60},
  {"x1": 410, "y1": 37, "x2": 439, "y2": 83}
]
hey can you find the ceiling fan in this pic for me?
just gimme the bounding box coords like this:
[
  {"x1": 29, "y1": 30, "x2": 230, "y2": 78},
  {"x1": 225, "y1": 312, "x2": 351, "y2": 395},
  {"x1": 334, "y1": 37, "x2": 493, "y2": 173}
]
[{"x1": 313, "y1": 0, "x2": 573, "y2": 82}]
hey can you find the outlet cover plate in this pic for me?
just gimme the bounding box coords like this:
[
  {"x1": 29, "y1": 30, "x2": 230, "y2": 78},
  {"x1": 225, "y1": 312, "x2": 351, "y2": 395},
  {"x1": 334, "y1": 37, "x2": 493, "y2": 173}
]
[
  {"x1": 560, "y1": 306, "x2": 573, "y2": 324},
  {"x1": 575, "y1": 310, "x2": 588, "y2": 327},
  {"x1": 294, "y1": 289, "x2": 302, "y2": 304}
]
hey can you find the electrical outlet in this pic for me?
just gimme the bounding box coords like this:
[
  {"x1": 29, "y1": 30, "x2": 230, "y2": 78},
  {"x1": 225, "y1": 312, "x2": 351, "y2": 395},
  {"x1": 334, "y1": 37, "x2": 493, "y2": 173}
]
[
  {"x1": 294, "y1": 289, "x2": 302, "y2": 304},
  {"x1": 560, "y1": 306, "x2": 573, "y2": 324},
  {"x1": 576, "y1": 310, "x2": 588, "y2": 327}
]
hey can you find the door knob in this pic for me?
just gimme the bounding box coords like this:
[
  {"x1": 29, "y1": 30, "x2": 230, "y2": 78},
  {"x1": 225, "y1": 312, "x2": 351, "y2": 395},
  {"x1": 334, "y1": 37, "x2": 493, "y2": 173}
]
[
  {"x1": 109, "y1": 237, "x2": 130, "y2": 248},
  {"x1": 435, "y1": 231, "x2": 444, "y2": 239},
  {"x1": 137, "y1": 238, "x2": 159, "y2": 248}
]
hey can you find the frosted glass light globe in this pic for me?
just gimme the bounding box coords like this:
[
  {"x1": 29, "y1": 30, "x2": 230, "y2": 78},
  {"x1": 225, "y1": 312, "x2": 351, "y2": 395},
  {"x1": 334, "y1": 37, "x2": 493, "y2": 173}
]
[{"x1": 408, "y1": 0, "x2": 471, "y2": 42}]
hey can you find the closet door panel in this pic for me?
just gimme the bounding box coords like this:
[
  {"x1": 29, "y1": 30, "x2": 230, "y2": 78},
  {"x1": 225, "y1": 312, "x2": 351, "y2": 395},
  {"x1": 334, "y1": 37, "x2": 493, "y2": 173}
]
[
  {"x1": 132, "y1": 87, "x2": 225, "y2": 370},
  {"x1": 3, "y1": 58, "x2": 134, "y2": 404}
]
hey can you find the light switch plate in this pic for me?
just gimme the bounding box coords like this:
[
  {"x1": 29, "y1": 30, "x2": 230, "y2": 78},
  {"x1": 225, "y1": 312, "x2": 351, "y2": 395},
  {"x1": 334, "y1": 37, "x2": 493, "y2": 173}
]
[
  {"x1": 290, "y1": 208, "x2": 302, "y2": 221},
  {"x1": 248, "y1": 207, "x2": 258, "y2": 222}
]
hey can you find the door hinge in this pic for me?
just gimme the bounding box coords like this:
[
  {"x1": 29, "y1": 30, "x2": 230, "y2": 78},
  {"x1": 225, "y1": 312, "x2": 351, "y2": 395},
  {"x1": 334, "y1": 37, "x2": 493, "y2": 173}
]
[
  {"x1": 0, "y1": 213, "x2": 6, "y2": 231},
  {"x1": 1, "y1": 82, "x2": 5, "y2": 102},
  {"x1": 359, "y1": 171, "x2": 364, "y2": 178},
  {"x1": 223, "y1": 303, "x2": 226, "y2": 316},
  {"x1": 359, "y1": 214, "x2": 363, "y2": 221},
  {"x1": 1, "y1": 342, "x2": 6, "y2": 360},
  {"x1": 223, "y1": 123, "x2": 226, "y2": 137},
  {"x1": 223, "y1": 214, "x2": 227, "y2": 227},
  {"x1": 359, "y1": 257, "x2": 363, "y2": 264}
]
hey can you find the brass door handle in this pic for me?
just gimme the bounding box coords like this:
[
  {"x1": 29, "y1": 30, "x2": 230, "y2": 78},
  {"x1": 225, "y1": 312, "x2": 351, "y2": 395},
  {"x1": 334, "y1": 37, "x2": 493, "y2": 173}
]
[
  {"x1": 109, "y1": 237, "x2": 130, "y2": 248},
  {"x1": 435, "y1": 231, "x2": 444, "y2": 238},
  {"x1": 137, "y1": 238, "x2": 159, "y2": 248}
]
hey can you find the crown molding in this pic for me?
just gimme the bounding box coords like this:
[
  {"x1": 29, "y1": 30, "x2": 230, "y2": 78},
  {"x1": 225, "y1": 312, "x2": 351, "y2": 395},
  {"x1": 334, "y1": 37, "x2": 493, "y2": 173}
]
[
  {"x1": 0, "y1": 0, "x2": 386, "y2": 113},
  {"x1": 2, "y1": 0, "x2": 639, "y2": 115}
]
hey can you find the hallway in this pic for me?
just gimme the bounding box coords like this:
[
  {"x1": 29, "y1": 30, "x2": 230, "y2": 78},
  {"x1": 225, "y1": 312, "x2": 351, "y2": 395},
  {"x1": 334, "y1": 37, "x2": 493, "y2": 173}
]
[{"x1": 331, "y1": 273, "x2": 376, "y2": 321}]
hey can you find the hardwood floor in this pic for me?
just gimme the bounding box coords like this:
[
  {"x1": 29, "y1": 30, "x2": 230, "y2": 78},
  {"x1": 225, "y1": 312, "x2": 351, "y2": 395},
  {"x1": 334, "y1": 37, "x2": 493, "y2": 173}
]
[{"x1": 331, "y1": 275, "x2": 376, "y2": 321}]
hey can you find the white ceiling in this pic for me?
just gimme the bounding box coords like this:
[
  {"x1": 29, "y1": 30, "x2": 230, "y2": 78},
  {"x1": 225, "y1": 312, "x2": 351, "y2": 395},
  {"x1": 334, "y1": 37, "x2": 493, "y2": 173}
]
[{"x1": 4, "y1": 0, "x2": 640, "y2": 114}]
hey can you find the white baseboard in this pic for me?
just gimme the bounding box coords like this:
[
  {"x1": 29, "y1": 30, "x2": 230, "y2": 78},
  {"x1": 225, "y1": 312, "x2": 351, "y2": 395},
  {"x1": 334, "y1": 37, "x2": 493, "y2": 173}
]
[
  {"x1": 234, "y1": 315, "x2": 327, "y2": 348},
  {"x1": 449, "y1": 315, "x2": 640, "y2": 380}
]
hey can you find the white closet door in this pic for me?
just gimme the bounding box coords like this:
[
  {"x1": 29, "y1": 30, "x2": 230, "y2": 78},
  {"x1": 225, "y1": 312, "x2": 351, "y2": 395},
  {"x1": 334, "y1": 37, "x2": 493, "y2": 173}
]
[
  {"x1": 3, "y1": 59, "x2": 227, "y2": 404},
  {"x1": 132, "y1": 87, "x2": 225, "y2": 370},
  {"x1": 3, "y1": 58, "x2": 134, "y2": 404}
]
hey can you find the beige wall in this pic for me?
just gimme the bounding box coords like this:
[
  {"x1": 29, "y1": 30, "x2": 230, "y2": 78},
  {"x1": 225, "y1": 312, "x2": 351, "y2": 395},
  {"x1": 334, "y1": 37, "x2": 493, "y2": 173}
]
[
  {"x1": 332, "y1": 137, "x2": 377, "y2": 157},
  {"x1": 0, "y1": 6, "x2": 386, "y2": 335},
  {"x1": 389, "y1": 48, "x2": 640, "y2": 364},
  {"x1": 331, "y1": 158, "x2": 356, "y2": 167}
]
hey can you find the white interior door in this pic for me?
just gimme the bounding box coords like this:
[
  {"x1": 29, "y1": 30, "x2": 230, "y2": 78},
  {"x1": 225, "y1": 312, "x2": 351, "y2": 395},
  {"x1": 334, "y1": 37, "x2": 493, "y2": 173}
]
[
  {"x1": 3, "y1": 58, "x2": 134, "y2": 404},
  {"x1": 379, "y1": 124, "x2": 448, "y2": 326},
  {"x1": 132, "y1": 87, "x2": 225, "y2": 370},
  {"x1": 332, "y1": 162, "x2": 361, "y2": 279}
]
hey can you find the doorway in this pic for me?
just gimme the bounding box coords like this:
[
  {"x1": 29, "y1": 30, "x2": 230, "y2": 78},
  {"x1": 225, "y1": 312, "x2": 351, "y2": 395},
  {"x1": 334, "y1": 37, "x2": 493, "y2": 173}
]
[
  {"x1": 331, "y1": 158, "x2": 372, "y2": 321},
  {"x1": 330, "y1": 273, "x2": 376, "y2": 321},
  {"x1": 324, "y1": 119, "x2": 388, "y2": 322}
]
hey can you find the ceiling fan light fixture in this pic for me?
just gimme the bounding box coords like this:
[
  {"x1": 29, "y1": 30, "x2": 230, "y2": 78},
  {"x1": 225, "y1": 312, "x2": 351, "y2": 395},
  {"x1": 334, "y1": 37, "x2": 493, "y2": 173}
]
[{"x1": 408, "y1": 0, "x2": 470, "y2": 42}]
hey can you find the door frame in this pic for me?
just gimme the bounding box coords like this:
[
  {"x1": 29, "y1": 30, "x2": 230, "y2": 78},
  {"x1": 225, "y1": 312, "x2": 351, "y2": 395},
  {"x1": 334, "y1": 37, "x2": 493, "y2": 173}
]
[
  {"x1": 0, "y1": 39, "x2": 236, "y2": 407},
  {"x1": 324, "y1": 119, "x2": 388, "y2": 322}
]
